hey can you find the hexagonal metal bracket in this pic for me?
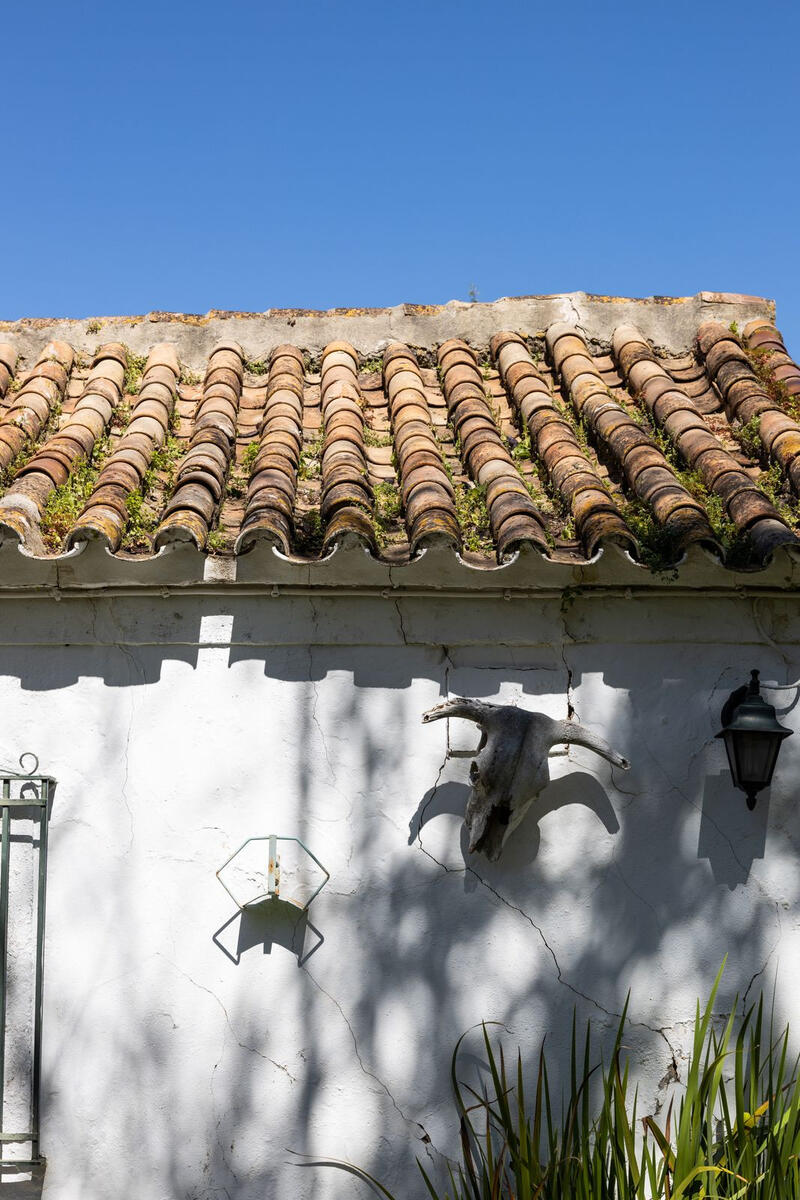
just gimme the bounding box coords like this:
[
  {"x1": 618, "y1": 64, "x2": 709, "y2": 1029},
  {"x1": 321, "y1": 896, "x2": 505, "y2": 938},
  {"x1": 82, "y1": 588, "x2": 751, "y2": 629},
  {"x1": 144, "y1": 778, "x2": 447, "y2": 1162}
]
[{"x1": 216, "y1": 835, "x2": 330, "y2": 911}]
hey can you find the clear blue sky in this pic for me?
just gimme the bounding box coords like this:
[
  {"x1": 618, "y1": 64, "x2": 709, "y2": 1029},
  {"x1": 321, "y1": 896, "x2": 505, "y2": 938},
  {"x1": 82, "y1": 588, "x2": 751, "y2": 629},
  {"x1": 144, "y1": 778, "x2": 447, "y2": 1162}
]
[{"x1": 3, "y1": 0, "x2": 799, "y2": 343}]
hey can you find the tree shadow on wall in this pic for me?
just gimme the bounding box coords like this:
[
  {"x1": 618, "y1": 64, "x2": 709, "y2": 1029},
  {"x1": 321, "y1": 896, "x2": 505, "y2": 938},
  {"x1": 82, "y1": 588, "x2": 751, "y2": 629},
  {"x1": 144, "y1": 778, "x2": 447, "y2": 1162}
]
[{"x1": 33, "y1": 636, "x2": 798, "y2": 1200}]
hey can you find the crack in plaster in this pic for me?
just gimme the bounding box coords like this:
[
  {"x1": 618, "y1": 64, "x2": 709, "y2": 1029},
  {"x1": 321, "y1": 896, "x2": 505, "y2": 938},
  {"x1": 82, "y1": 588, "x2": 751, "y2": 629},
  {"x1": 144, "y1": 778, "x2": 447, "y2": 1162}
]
[
  {"x1": 301, "y1": 963, "x2": 438, "y2": 1162},
  {"x1": 741, "y1": 907, "x2": 781, "y2": 1013},
  {"x1": 566, "y1": 296, "x2": 592, "y2": 342},
  {"x1": 414, "y1": 730, "x2": 678, "y2": 1057},
  {"x1": 393, "y1": 597, "x2": 408, "y2": 646}
]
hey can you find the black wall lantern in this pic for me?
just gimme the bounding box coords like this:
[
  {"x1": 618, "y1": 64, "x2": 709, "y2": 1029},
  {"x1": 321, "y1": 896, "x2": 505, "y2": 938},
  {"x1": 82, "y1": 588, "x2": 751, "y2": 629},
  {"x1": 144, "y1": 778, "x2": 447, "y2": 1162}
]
[{"x1": 716, "y1": 670, "x2": 793, "y2": 809}]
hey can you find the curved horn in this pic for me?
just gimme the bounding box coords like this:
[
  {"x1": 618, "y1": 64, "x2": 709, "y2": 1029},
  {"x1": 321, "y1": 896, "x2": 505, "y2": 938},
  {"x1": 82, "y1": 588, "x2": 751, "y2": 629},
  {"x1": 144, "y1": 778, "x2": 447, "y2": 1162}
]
[
  {"x1": 422, "y1": 697, "x2": 496, "y2": 727},
  {"x1": 548, "y1": 719, "x2": 630, "y2": 769}
]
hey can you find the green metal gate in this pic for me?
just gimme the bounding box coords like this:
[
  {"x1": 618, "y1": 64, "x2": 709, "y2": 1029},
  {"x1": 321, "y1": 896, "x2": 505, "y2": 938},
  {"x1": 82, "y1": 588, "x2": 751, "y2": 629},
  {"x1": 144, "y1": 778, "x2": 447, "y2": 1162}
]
[{"x1": 0, "y1": 755, "x2": 53, "y2": 1169}]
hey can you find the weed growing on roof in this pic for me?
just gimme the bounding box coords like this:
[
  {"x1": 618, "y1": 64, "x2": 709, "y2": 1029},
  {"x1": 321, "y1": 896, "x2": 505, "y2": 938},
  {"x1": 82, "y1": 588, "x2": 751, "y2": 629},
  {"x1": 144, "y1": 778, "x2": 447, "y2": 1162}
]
[
  {"x1": 7, "y1": 376, "x2": 22, "y2": 394},
  {"x1": 111, "y1": 400, "x2": 131, "y2": 433},
  {"x1": 40, "y1": 435, "x2": 111, "y2": 551},
  {"x1": 206, "y1": 528, "x2": 226, "y2": 553},
  {"x1": 363, "y1": 427, "x2": 392, "y2": 449},
  {"x1": 119, "y1": 435, "x2": 183, "y2": 551},
  {"x1": 226, "y1": 440, "x2": 260, "y2": 498},
  {"x1": 620, "y1": 500, "x2": 683, "y2": 573},
  {"x1": 294, "y1": 509, "x2": 324, "y2": 556},
  {"x1": 360, "y1": 358, "x2": 382, "y2": 374},
  {"x1": 0, "y1": 450, "x2": 28, "y2": 489},
  {"x1": 372, "y1": 481, "x2": 402, "y2": 548},
  {"x1": 179, "y1": 364, "x2": 203, "y2": 386},
  {"x1": 86, "y1": 319, "x2": 102, "y2": 335},
  {"x1": 122, "y1": 351, "x2": 147, "y2": 396},
  {"x1": 510, "y1": 429, "x2": 532, "y2": 461},
  {"x1": 744, "y1": 344, "x2": 800, "y2": 421},
  {"x1": 454, "y1": 481, "x2": 493, "y2": 554},
  {"x1": 758, "y1": 462, "x2": 796, "y2": 526},
  {"x1": 729, "y1": 320, "x2": 739, "y2": 335},
  {"x1": 244, "y1": 358, "x2": 269, "y2": 376},
  {"x1": 298, "y1": 429, "x2": 324, "y2": 480},
  {"x1": 147, "y1": 435, "x2": 182, "y2": 491},
  {"x1": 242, "y1": 440, "x2": 260, "y2": 471},
  {"x1": 122, "y1": 490, "x2": 158, "y2": 550},
  {"x1": 732, "y1": 414, "x2": 763, "y2": 460}
]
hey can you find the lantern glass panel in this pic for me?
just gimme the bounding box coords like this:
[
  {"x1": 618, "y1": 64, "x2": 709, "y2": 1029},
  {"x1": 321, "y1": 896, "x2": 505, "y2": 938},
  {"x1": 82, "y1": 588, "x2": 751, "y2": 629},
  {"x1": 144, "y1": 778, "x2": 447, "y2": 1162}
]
[{"x1": 730, "y1": 730, "x2": 782, "y2": 791}]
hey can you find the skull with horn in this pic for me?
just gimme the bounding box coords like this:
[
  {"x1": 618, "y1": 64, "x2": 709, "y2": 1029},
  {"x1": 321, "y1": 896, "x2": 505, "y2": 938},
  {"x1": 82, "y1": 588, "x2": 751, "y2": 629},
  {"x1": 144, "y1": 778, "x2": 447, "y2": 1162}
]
[{"x1": 422, "y1": 698, "x2": 630, "y2": 861}]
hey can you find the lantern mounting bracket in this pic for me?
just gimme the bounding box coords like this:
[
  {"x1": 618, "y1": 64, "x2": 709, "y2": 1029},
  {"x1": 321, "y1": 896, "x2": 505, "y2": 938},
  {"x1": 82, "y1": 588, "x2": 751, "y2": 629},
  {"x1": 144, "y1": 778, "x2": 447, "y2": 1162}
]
[{"x1": 719, "y1": 682, "x2": 750, "y2": 730}]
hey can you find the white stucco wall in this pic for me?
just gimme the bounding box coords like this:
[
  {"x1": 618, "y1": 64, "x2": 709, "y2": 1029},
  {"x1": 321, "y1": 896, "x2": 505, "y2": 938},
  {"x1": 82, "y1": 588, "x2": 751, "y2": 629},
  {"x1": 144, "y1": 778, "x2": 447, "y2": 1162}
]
[{"x1": 1, "y1": 584, "x2": 799, "y2": 1199}]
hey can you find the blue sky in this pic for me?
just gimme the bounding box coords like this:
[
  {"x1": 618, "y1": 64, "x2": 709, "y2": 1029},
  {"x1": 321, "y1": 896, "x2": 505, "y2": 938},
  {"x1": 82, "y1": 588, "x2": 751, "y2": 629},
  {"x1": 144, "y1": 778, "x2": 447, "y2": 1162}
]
[{"x1": 3, "y1": 0, "x2": 799, "y2": 342}]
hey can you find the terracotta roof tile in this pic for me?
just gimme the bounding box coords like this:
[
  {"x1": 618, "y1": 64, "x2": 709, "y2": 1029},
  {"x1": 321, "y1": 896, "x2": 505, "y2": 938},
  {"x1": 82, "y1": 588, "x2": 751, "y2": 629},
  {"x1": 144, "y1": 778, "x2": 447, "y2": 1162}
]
[
  {"x1": 236, "y1": 344, "x2": 303, "y2": 554},
  {"x1": 492, "y1": 331, "x2": 636, "y2": 558},
  {"x1": 0, "y1": 343, "x2": 125, "y2": 549},
  {"x1": 319, "y1": 342, "x2": 375, "y2": 551},
  {"x1": 155, "y1": 342, "x2": 243, "y2": 550},
  {"x1": 437, "y1": 339, "x2": 549, "y2": 558},
  {"x1": 0, "y1": 293, "x2": 796, "y2": 577},
  {"x1": 744, "y1": 319, "x2": 800, "y2": 400},
  {"x1": 0, "y1": 344, "x2": 18, "y2": 400},
  {"x1": 0, "y1": 341, "x2": 73, "y2": 478},
  {"x1": 383, "y1": 343, "x2": 460, "y2": 554},
  {"x1": 613, "y1": 325, "x2": 797, "y2": 562},
  {"x1": 547, "y1": 323, "x2": 719, "y2": 557},
  {"x1": 67, "y1": 344, "x2": 179, "y2": 550},
  {"x1": 698, "y1": 321, "x2": 800, "y2": 497}
]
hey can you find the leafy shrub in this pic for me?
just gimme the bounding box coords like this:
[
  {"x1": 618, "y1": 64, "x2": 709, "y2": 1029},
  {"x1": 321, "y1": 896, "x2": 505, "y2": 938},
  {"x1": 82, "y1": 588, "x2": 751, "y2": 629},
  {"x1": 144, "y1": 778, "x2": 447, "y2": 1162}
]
[{"x1": 308, "y1": 966, "x2": 800, "y2": 1199}]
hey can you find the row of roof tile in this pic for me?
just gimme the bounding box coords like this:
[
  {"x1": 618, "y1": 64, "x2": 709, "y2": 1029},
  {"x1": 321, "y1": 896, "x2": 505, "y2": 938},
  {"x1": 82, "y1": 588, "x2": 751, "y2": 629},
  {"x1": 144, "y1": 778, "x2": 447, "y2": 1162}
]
[{"x1": 0, "y1": 314, "x2": 797, "y2": 572}]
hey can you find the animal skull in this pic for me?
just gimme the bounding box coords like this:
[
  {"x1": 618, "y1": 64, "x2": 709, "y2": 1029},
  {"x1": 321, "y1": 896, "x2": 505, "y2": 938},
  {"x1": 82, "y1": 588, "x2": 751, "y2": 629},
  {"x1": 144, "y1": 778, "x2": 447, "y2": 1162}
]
[{"x1": 422, "y1": 698, "x2": 630, "y2": 861}]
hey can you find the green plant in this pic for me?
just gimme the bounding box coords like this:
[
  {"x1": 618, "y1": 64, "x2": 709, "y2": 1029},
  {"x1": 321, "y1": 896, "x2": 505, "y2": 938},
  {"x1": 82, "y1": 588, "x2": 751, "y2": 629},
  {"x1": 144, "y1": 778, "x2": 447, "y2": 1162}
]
[
  {"x1": 293, "y1": 509, "x2": 324, "y2": 556},
  {"x1": 122, "y1": 351, "x2": 147, "y2": 396},
  {"x1": 364, "y1": 427, "x2": 393, "y2": 449},
  {"x1": 511, "y1": 430, "x2": 532, "y2": 462},
  {"x1": 86, "y1": 319, "x2": 102, "y2": 335},
  {"x1": 179, "y1": 364, "x2": 203, "y2": 386},
  {"x1": 373, "y1": 481, "x2": 402, "y2": 547},
  {"x1": 40, "y1": 449, "x2": 106, "y2": 550},
  {"x1": 733, "y1": 416, "x2": 764, "y2": 461},
  {"x1": 111, "y1": 400, "x2": 131, "y2": 432},
  {"x1": 206, "y1": 528, "x2": 226, "y2": 553},
  {"x1": 147, "y1": 434, "x2": 182, "y2": 490},
  {"x1": 122, "y1": 489, "x2": 158, "y2": 549},
  {"x1": 299, "y1": 430, "x2": 324, "y2": 480},
  {"x1": 119, "y1": 435, "x2": 182, "y2": 549},
  {"x1": 744, "y1": 347, "x2": 800, "y2": 422},
  {"x1": 244, "y1": 357, "x2": 269, "y2": 376},
  {"x1": 623, "y1": 499, "x2": 685, "y2": 574},
  {"x1": 361, "y1": 358, "x2": 383, "y2": 374},
  {"x1": 454, "y1": 482, "x2": 493, "y2": 554},
  {"x1": 310, "y1": 965, "x2": 800, "y2": 1200},
  {"x1": 227, "y1": 441, "x2": 260, "y2": 498}
]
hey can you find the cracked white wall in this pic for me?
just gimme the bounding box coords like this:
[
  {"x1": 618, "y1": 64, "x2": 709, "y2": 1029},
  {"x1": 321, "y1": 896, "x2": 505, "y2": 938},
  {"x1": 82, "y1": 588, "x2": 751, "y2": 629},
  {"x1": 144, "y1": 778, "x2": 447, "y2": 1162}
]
[{"x1": 0, "y1": 588, "x2": 798, "y2": 1199}]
